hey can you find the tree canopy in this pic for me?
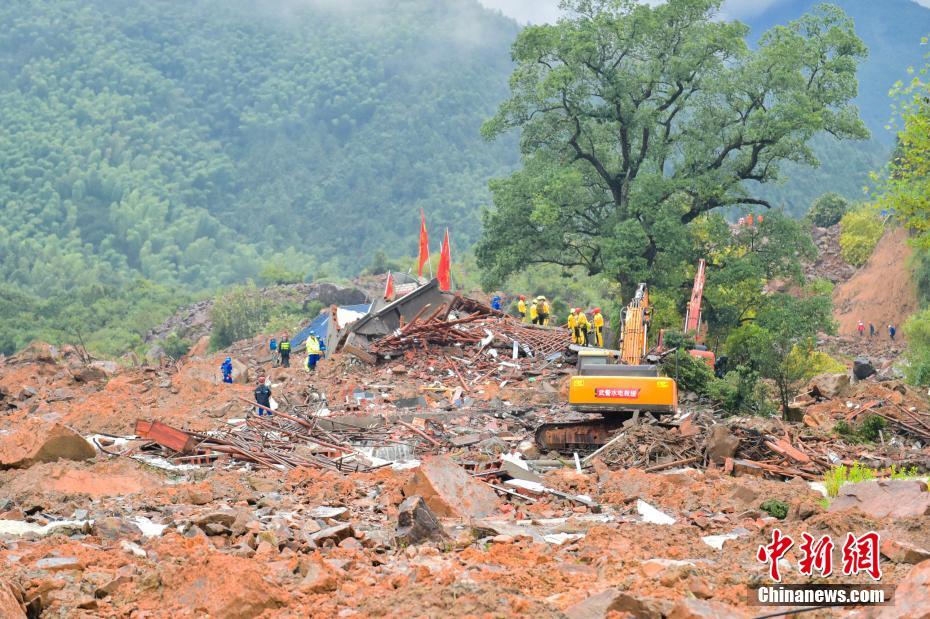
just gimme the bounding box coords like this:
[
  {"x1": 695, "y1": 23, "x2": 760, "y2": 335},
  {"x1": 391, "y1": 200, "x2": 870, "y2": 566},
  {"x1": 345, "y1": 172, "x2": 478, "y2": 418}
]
[{"x1": 477, "y1": 0, "x2": 868, "y2": 290}]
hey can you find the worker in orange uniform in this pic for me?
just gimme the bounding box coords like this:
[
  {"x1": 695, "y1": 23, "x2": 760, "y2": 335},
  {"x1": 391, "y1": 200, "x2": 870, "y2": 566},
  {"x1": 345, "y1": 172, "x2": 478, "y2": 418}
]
[
  {"x1": 567, "y1": 309, "x2": 578, "y2": 344},
  {"x1": 592, "y1": 308, "x2": 604, "y2": 347},
  {"x1": 541, "y1": 297, "x2": 551, "y2": 326},
  {"x1": 517, "y1": 295, "x2": 527, "y2": 322},
  {"x1": 573, "y1": 307, "x2": 590, "y2": 346},
  {"x1": 529, "y1": 299, "x2": 539, "y2": 325}
]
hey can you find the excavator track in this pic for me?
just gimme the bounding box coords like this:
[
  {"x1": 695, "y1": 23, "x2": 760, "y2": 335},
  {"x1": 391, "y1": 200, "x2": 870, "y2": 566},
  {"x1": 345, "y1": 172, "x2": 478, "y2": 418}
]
[{"x1": 534, "y1": 415, "x2": 631, "y2": 454}]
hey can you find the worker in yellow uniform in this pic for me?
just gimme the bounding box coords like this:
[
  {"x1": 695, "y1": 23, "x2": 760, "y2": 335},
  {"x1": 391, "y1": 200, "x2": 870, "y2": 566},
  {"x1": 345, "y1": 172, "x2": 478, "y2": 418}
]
[
  {"x1": 592, "y1": 308, "x2": 604, "y2": 348},
  {"x1": 529, "y1": 299, "x2": 539, "y2": 325},
  {"x1": 304, "y1": 330, "x2": 322, "y2": 372},
  {"x1": 567, "y1": 309, "x2": 578, "y2": 344},
  {"x1": 574, "y1": 307, "x2": 590, "y2": 346},
  {"x1": 541, "y1": 297, "x2": 551, "y2": 326},
  {"x1": 517, "y1": 295, "x2": 527, "y2": 322}
]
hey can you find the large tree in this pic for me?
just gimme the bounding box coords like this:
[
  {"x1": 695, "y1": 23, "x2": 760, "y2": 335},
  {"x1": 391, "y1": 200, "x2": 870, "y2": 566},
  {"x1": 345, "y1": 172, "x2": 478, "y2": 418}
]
[{"x1": 477, "y1": 0, "x2": 868, "y2": 290}]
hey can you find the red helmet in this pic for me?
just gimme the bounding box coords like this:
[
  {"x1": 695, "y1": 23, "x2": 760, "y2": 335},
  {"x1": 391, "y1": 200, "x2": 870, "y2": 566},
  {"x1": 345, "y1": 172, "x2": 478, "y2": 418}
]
[
  {"x1": 519, "y1": 295, "x2": 526, "y2": 300},
  {"x1": 593, "y1": 308, "x2": 601, "y2": 314},
  {"x1": 573, "y1": 307, "x2": 581, "y2": 313}
]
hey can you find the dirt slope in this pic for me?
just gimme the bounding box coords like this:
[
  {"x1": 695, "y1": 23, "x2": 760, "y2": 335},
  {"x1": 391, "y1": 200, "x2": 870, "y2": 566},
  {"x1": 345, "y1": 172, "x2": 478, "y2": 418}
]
[{"x1": 832, "y1": 226, "x2": 918, "y2": 338}]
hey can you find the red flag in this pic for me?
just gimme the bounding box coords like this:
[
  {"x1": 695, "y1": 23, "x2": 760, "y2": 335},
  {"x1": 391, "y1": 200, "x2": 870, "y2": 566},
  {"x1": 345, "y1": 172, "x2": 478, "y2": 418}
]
[
  {"x1": 437, "y1": 229, "x2": 452, "y2": 291},
  {"x1": 417, "y1": 210, "x2": 429, "y2": 277},
  {"x1": 384, "y1": 271, "x2": 395, "y2": 301}
]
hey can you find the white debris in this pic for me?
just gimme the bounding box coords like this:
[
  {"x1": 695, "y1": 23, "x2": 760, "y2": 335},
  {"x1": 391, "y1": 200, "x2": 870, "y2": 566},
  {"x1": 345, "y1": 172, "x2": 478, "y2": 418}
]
[
  {"x1": 505, "y1": 479, "x2": 547, "y2": 493},
  {"x1": 120, "y1": 540, "x2": 147, "y2": 558},
  {"x1": 131, "y1": 454, "x2": 200, "y2": 471},
  {"x1": 701, "y1": 533, "x2": 740, "y2": 550},
  {"x1": 85, "y1": 434, "x2": 134, "y2": 452},
  {"x1": 544, "y1": 533, "x2": 585, "y2": 545},
  {"x1": 0, "y1": 519, "x2": 91, "y2": 538},
  {"x1": 501, "y1": 452, "x2": 530, "y2": 471},
  {"x1": 808, "y1": 481, "x2": 828, "y2": 497},
  {"x1": 131, "y1": 516, "x2": 168, "y2": 538},
  {"x1": 636, "y1": 500, "x2": 675, "y2": 525},
  {"x1": 308, "y1": 506, "x2": 347, "y2": 519}
]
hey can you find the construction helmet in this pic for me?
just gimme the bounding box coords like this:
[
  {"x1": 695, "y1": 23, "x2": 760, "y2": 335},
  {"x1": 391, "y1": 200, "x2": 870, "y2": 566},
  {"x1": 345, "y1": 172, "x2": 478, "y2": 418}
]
[
  {"x1": 519, "y1": 295, "x2": 525, "y2": 300},
  {"x1": 593, "y1": 308, "x2": 601, "y2": 314}
]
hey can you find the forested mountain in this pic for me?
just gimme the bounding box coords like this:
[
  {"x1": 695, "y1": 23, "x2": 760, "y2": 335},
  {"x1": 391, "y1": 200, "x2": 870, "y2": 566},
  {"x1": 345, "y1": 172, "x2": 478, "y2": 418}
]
[
  {"x1": 742, "y1": 0, "x2": 930, "y2": 211},
  {"x1": 2, "y1": 0, "x2": 929, "y2": 355},
  {"x1": 0, "y1": 0, "x2": 518, "y2": 297}
]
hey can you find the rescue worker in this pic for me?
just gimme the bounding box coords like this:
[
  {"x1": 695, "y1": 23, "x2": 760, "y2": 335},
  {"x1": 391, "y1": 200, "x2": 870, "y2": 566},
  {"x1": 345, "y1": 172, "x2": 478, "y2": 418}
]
[
  {"x1": 592, "y1": 308, "x2": 605, "y2": 348},
  {"x1": 279, "y1": 333, "x2": 291, "y2": 368},
  {"x1": 889, "y1": 324, "x2": 897, "y2": 341},
  {"x1": 857, "y1": 320, "x2": 865, "y2": 337},
  {"x1": 529, "y1": 298, "x2": 540, "y2": 325},
  {"x1": 254, "y1": 376, "x2": 272, "y2": 416},
  {"x1": 269, "y1": 337, "x2": 278, "y2": 367},
  {"x1": 869, "y1": 322, "x2": 875, "y2": 338},
  {"x1": 574, "y1": 307, "x2": 590, "y2": 346},
  {"x1": 491, "y1": 295, "x2": 502, "y2": 311},
  {"x1": 517, "y1": 295, "x2": 527, "y2": 322},
  {"x1": 567, "y1": 309, "x2": 578, "y2": 344},
  {"x1": 540, "y1": 296, "x2": 551, "y2": 326},
  {"x1": 220, "y1": 357, "x2": 233, "y2": 384},
  {"x1": 304, "y1": 330, "x2": 322, "y2": 372}
]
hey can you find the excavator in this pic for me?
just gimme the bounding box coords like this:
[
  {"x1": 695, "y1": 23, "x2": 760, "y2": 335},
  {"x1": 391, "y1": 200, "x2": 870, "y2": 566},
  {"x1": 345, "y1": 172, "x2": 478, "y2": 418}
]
[{"x1": 535, "y1": 283, "x2": 679, "y2": 452}]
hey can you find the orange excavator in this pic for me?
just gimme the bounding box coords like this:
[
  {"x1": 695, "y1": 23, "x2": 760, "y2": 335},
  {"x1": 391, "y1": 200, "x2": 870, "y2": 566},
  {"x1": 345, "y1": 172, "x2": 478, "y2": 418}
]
[{"x1": 535, "y1": 283, "x2": 678, "y2": 452}]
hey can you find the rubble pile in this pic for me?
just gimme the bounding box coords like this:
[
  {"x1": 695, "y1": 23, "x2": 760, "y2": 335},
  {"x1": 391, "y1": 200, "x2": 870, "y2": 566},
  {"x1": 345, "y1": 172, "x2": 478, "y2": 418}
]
[{"x1": 2, "y1": 291, "x2": 930, "y2": 616}]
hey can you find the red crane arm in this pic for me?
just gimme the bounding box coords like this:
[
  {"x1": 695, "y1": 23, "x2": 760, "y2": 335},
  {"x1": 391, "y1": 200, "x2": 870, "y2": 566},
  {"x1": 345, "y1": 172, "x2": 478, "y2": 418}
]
[{"x1": 684, "y1": 259, "x2": 706, "y2": 335}]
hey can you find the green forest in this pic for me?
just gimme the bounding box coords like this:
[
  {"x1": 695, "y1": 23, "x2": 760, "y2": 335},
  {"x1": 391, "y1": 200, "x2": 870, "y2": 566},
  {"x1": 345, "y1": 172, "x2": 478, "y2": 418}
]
[{"x1": 1, "y1": 0, "x2": 928, "y2": 356}]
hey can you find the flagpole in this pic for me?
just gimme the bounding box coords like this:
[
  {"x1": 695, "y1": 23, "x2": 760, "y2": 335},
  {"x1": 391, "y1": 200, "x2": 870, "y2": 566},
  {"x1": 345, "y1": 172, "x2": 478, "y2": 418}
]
[{"x1": 446, "y1": 228, "x2": 454, "y2": 291}]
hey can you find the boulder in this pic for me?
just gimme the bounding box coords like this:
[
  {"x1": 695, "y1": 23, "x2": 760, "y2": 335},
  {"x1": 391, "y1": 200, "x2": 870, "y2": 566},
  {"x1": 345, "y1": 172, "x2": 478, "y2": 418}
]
[
  {"x1": 71, "y1": 364, "x2": 108, "y2": 383},
  {"x1": 807, "y1": 373, "x2": 850, "y2": 398},
  {"x1": 229, "y1": 358, "x2": 249, "y2": 385},
  {"x1": 704, "y1": 425, "x2": 739, "y2": 464},
  {"x1": 93, "y1": 517, "x2": 143, "y2": 542},
  {"x1": 168, "y1": 555, "x2": 286, "y2": 618},
  {"x1": 878, "y1": 559, "x2": 930, "y2": 619},
  {"x1": 11, "y1": 342, "x2": 58, "y2": 364},
  {"x1": 0, "y1": 579, "x2": 25, "y2": 619},
  {"x1": 564, "y1": 589, "x2": 672, "y2": 619},
  {"x1": 403, "y1": 455, "x2": 499, "y2": 519},
  {"x1": 829, "y1": 480, "x2": 930, "y2": 519},
  {"x1": 669, "y1": 599, "x2": 750, "y2": 619},
  {"x1": 0, "y1": 420, "x2": 96, "y2": 469},
  {"x1": 395, "y1": 495, "x2": 448, "y2": 545},
  {"x1": 880, "y1": 535, "x2": 930, "y2": 565},
  {"x1": 853, "y1": 357, "x2": 877, "y2": 380}
]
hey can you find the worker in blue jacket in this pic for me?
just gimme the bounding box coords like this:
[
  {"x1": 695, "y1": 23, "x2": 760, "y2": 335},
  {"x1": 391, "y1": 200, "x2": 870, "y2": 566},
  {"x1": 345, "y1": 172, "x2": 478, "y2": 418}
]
[{"x1": 221, "y1": 357, "x2": 233, "y2": 383}]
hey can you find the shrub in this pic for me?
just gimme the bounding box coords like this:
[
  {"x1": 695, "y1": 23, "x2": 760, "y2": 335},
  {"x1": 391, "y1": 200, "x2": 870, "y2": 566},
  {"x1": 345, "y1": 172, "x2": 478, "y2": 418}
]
[
  {"x1": 258, "y1": 261, "x2": 303, "y2": 286},
  {"x1": 904, "y1": 309, "x2": 930, "y2": 386},
  {"x1": 834, "y1": 415, "x2": 887, "y2": 443},
  {"x1": 660, "y1": 348, "x2": 713, "y2": 394},
  {"x1": 209, "y1": 284, "x2": 271, "y2": 349},
  {"x1": 760, "y1": 499, "x2": 789, "y2": 519},
  {"x1": 807, "y1": 192, "x2": 850, "y2": 227},
  {"x1": 706, "y1": 367, "x2": 774, "y2": 416},
  {"x1": 824, "y1": 462, "x2": 876, "y2": 498},
  {"x1": 162, "y1": 333, "x2": 192, "y2": 359},
  {"x1": 838, "y1": 206, "x2": 883, "y2": 267}
]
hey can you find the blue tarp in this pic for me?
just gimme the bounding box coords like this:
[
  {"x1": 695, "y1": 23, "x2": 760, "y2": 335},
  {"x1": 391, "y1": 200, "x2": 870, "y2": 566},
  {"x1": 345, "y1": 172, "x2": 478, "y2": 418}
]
[{"x1": 292, "y1": 304, "x2": 371, "y2": 349}]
